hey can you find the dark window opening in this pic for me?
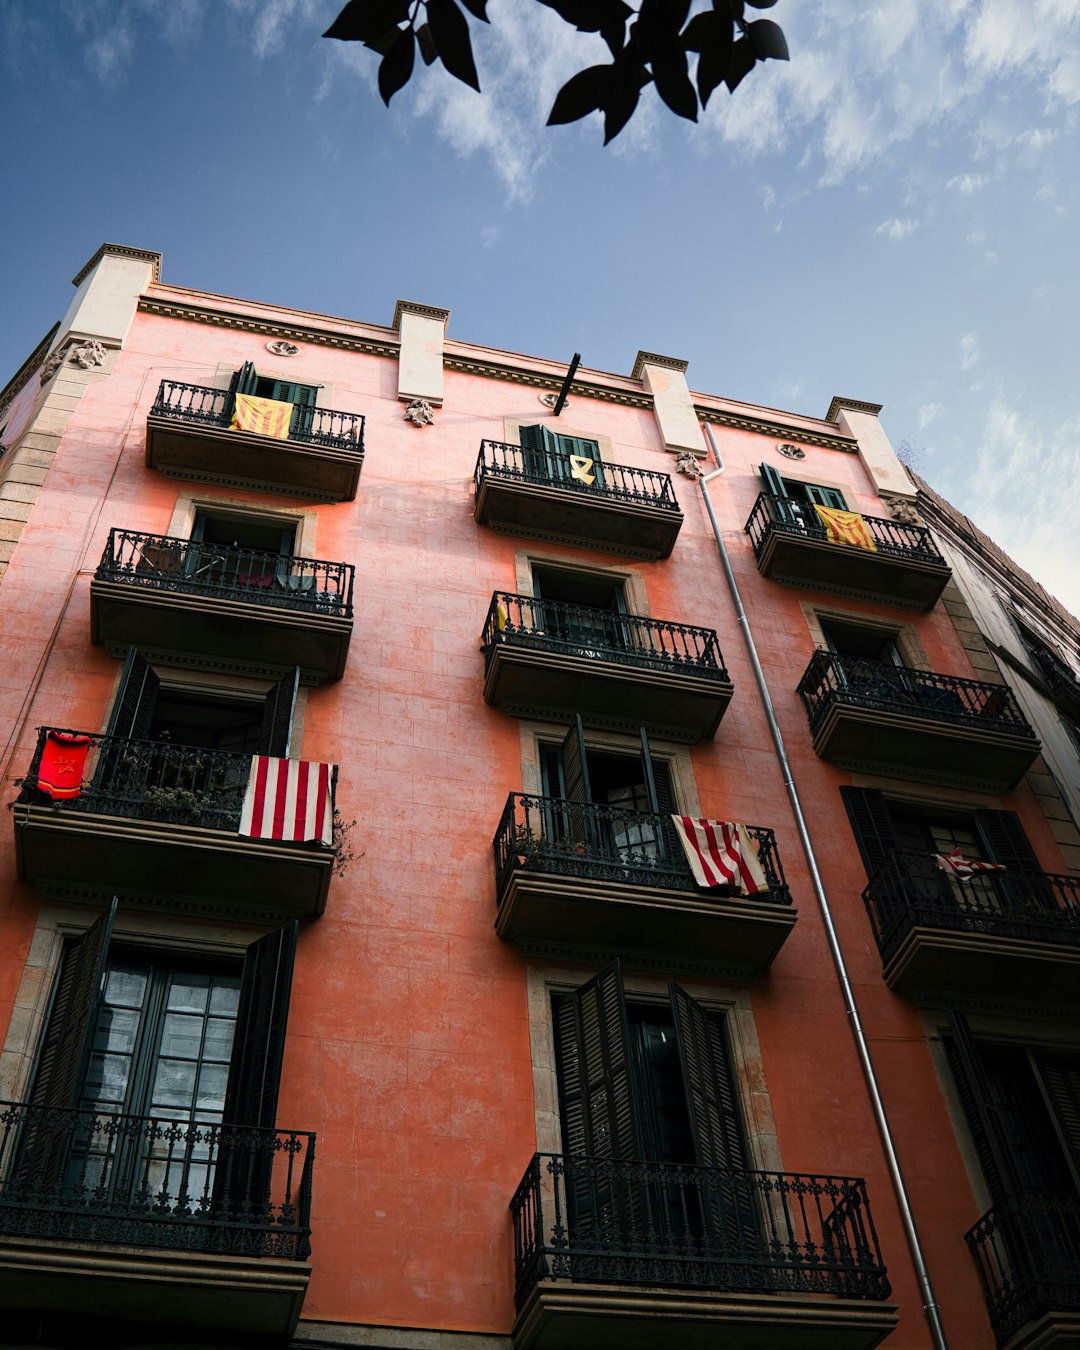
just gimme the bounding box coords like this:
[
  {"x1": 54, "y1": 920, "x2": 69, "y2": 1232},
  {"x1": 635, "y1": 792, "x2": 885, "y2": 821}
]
[
  {"x1": 192, "y1": 510, "x2": 297, "y2": 555},
  {"x1": 148, "y1": 691, "x2": 267, "y2": 755},
  {"x1": 820, "y1": 619, "x2": 903, "y2": 664},
  {"x1": 533, "y1": 565, "x2": 625, "y2": 611}
]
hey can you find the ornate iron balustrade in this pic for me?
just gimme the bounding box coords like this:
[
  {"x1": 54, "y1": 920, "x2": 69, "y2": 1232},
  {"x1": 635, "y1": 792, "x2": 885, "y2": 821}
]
[
  {"x1": 482, "y1": 593, "x2": 728, "y2": 679},
  {"x1": 1030, "y1": 644, "x2": 1080, "y2": 719},
  {"x1": 18, "y1": 726, "x2": 337, "y2": 834},
  {"x1": 96, "y1": 528, "x2": 354, "y2": 617},
  {"x1": 745, "y1": 491, "x2": 945, "y2": 564},
  {"x1": 474, "y1": 439, "x2": 680, "y2": 510},
  {"x1": 798, "y1": 650, "x2": 1036, "y2": 737},
  {"x1": 150, "y1": 379, "x2": 364, "y2": 454},
  {"x1": 0, "y1": 1100, "x2": 314, "y2": 1260},
  {"x1": 863, "y1": 849, "x2": 1080, "y2": 962},
  {"x1": 966, "y1": 1192, "x2": 1080, "y2": 1347},
  {"x1": 511, "y1": 1153, "x2": 891, "y2": 1308},
  {"x1": 494, "y1": 792, "x2": 789, "y2": 903}
]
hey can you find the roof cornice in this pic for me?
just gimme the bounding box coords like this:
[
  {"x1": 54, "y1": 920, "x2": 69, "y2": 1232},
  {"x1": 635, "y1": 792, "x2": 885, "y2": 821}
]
[
  {"x1": 73, "y1": 243, "x2": 161, "y2": 287},
  {"x1": 826, "y1": 394, "x2": 884, "y2": 423},
  {"x1": 694, "y1": 403, "x2": 857, "y2": 452},
  {"x1": 137, "y1": 296, "x2": 400, "y2": 359}
]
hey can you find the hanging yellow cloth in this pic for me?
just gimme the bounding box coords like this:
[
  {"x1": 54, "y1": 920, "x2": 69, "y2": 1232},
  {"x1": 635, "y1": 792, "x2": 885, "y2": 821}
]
[
  {"x1": 231, "y1": 393, "x2": 294, "y2": 440},
  {"x1": 813, "y1": 505, "x2": 877, "y2": 552}
]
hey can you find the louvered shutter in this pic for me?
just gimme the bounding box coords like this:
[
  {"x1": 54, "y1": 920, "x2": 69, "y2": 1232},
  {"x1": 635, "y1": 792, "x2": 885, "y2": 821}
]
[
  {"x1": 519, "y1": 424, "x2": 559, "y2": 481},
  {"x1": 222, "y1": 922, "x2": 298, "y2": 1131},
  {"x1": 806, "y1": 484, "x2": 847, "y2": 510},
  {"x1": 21, "y1": 900, "x2": 118, "y2": 1195},
  {"x1": 559, "y1": 714, "x2": 593, "y2": 850},
  {"x1": 259, "y1": 667, "x2": 299, "y2": 757},
  {"x1": 227, "y1": 361, "x2": 258, "y2": 415},
  {"x1": 669, "y1": 981, "x2": 757, "y2": 1254},
  {"x1": 840, "y1": 787, "x2": 899, "y2": 880},
  {"x1": 945, "y1": 1010, "x2": 1021, "y2": 1203},
  {"x1": 639, "y1": 729, "x2": 678, "y2": 866},
  {"x1": 975, "y1": 810, "x2": 1051, "y2": 911},
  {"x1": 1037, "y1": 1057, "x2": 1080, "y2": 1192},
  {"x1": 558, "y1": 434, "x2": 604, "y2": 489},
  {"x1": 105, "y1": 647, "x2": 160, "y2": 741},
  {"x1": 760, "y1": 462, "x2": 798, "y2": 525}
]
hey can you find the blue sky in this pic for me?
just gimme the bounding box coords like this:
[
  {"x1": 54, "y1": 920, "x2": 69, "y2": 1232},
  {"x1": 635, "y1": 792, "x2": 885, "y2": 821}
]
[{"x1": 3, "y1": 0, "x2": 1078, "y2": 612}]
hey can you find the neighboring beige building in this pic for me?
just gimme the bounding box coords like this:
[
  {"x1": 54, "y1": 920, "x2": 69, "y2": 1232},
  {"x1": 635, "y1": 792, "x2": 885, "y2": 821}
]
[{"x1": 913, "y1": 472, "x2": 1080, "y2": 872}]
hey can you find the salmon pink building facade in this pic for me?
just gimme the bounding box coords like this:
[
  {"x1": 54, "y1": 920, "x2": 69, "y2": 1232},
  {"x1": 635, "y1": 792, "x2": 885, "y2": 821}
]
[{"x1": 0, "y1": 243, "x2": 1077, "y2": 1350}]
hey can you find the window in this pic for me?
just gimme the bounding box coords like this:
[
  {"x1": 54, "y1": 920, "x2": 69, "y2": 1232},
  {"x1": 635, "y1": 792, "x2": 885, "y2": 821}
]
[
  {"x1": 186, "y1": 508, "x2": 300, "y2": 594},
  {"x1": 519, "y1": 424, "x2": 603, "y2": 487},
  {"x1": 229, "y1": 361, "x2": 318, "y2": 436},
  {"x1": 541, "y1": 716, "x2": 676, "y2": 866},
  {"x1": 17, "y1": 901, "x2": 296, "y2": 1217},
  {"x1": 760, "y1": 462, "x2": 846, "y2": 528},
  {"x1": 532, "y1": 564, "x2": 628, "y2": 656}
]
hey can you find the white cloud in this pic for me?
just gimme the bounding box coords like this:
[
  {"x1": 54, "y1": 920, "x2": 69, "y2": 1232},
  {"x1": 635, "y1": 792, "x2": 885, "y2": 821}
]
[
  {"x1": 919, "y1": 402, "x2": 944, "y2": 429},
  {"x1": 960, "y1": 331, "x2": 981, "y2": 370},
  {"x1": 946, "y1": 171, "x2": 990, "y2": 193},
  {"x1": 875, "y1": 217, "x2": 919, "y2": 241}
]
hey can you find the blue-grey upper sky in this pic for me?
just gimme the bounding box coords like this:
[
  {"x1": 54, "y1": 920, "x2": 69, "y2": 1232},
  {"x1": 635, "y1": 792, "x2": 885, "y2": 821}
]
[{"x1": 3, "y1": 0, "x2": 1078, "y2": 612}]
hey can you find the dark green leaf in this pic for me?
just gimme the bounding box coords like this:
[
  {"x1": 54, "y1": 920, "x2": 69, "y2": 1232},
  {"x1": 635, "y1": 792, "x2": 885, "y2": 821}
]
[
  {"x1": 365, "y1": 26, "x2": 403, "y2": 54},
  {"x1": 602, "y1": 77, "x2": 643, "y2": 143},
  {"x1": 324, "y1": 0, "x2": 410, "y2": 41},
  {"x1": 724, "y1": 34, "x2": 756, "y2": 91},
  {"x1": 459, "y1": 0, "x2": 490, "y2": 17},
  {"x1": 602, "y1": 52, "x2": 650, "y2": 142},
  {"x1": 682, "y1": 10, "x2": 719, "y2": 52},
  {"x1": 747, "y1": 18, "x2": 788, "y2": 59},
  {"x1": 715, "y1": 0, "x2": 744, "y2": 18},
  {"x1": 378, "y1": 25, "x2": 415, "y2": 103},
  {"x1": 745, "y1": 0, "x2": 779, "y2": 7},
  {"x1": 417, "y1": 22, "x2": 438, "y2": 64},
  {"x1": 651, "y1": 45, "x2": 697, "y2": 120},
  {"x1": 695, "y1": 18, "x2": 732, "y2": 105},
  {"x1": 536, "y1": 0, "x2": 633, "y2": 34},
  {"x1": 547, "y1": 63, "x2": 612, "y2": 125},
  {"x1": 426, "y1": 0, "x2": 481, "y2": 90}
]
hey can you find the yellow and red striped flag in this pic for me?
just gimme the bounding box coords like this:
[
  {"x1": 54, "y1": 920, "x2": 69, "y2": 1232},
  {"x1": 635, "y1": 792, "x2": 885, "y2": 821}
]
[
  {"x1": 813, "y1": 504, "x2": 877, "y2": 552},
  {"x1": 231, "y1": 393, "x2": 294, "y2": 440}
]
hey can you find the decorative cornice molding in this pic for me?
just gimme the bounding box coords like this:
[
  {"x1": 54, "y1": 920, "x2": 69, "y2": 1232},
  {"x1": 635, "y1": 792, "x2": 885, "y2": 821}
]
[
  {"x1": 392, "y1": 299, "x2": 450, "y2": 329},
  {"x1": 694, "y1": 405, "x2": 857, "y2": 453},
  {"x1": 137, "y1": 297, "x2": 400, "y2": 359},
  {"x1": 826, "y1": 394, "x2": 884, "y2": 423},
  {"x1": 632, "y1": 351, "x2": 689, "y2": 379},
  {"x1": 443, "y1": 354, "x2": 654, "y2": 408},
  {"x1": 73, "y1": 243, "x2": 162, "y2": 287},
  {"x1": 0, "y1": 322, "x2": 60, "y2": 419}
]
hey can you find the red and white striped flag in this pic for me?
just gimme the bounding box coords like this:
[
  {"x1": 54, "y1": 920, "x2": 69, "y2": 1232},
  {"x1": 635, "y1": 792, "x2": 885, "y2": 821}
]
[
  {"x1": 240, "y1": 757, "x2": 334, "y2": 845},
  {"x1": 671, "y1": 817, "x2": 769, "y2": 895},
  {"x1": 932, "y1": 849, "x2": 1006, "y2": 882}
]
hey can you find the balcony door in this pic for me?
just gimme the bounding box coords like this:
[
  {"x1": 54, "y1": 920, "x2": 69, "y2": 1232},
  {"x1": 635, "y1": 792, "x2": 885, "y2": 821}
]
[
  {"x1": 188, "y1": 509, "x2": 297, "y2": 594},
  {"x1": 519, "y1": 424, "x2": 603, "y2": 489},
  {"x1": 760, "y1": 462, "x2": 846, "y2": 528},
  {"x1": 532, "y1": 565, "x2": 627, "y2": 657},
  {"x1": 228, "y1": 360, "x2": 317, "y2": 438},
  {"x1": 12, "y1": 904, "x2": 296, "y2": 1228}
]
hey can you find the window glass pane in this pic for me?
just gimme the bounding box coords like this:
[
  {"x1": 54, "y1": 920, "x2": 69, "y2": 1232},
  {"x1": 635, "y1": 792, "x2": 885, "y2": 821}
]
[
  {"x1": 196, "y1": 1063, "x2": 229, "y2": 1113},
  {"x1": 209, "y1": 977, "x2": 241, "y2": 1015},
  {"x1": 160, "y1": 1012, "x2": 204, "y2": 1060},
  {"x1": 93, "y1": 1007, "x2": 141, "y2": 1055},
  {"x1": 104, "y1": 965, "x2": 149, "y2": 1008},
  {"x1": 150, "y1": 1058, "x2": 197, "y2": 1111},
  {"x1": 167, "y1": 973, "x2": 210, "y2": 1013},
  {"x1": 203, "y1": 1017, "x2": 235, "y2": 1064},
  {"x1": 85, "y1": 1052, "x2": 132, "y2": 1105}
]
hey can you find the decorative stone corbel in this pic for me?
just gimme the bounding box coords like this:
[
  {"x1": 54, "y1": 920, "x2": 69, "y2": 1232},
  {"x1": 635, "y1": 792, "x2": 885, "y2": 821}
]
[
  {"x1": 675, "y1": 452, "x2": 704, "y2": 479},
  {"x1": 403, "y1": 397, "x2": 435, "y2": 428},
  {"x1": 881, "y1": 494, "x2": 921, "y2": 526},
  {"x1": 70, "y1": 339, "x2": 107, "y2": 369},
  {"x1": 39, "y1": 344, "x2": 71, "y2": 385}
]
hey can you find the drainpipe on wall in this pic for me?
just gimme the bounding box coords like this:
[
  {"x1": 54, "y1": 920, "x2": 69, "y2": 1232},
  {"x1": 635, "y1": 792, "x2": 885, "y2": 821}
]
[{"x1": 698, "y1": 425, "x2": 949, "y2": 1350}]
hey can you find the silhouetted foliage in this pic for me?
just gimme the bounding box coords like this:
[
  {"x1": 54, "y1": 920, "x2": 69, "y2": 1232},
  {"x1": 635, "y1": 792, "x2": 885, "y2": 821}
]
[{"x1": 324, "y1": 0, "x2": 788, "y2": 144}]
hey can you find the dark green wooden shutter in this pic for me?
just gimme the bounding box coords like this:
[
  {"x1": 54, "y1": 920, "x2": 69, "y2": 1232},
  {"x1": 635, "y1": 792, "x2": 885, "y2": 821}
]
[
  {"x1": 267, "y1": 380, "x2": 316, "y2": 407},
  {"x1": 560, "y1": 715, "x2": 592, "y2": 804},
  {"x1": 840, "y1": 787, "x2": 899, "y2": 879},
  {"x1": 760, "y1": 463, "x2": 787, "y2": 498},
  {"x1": 554, "y1": 960, "x2": 641, "y2": 1162},
  {"x1": 974, "y1": 811, "x2": 1040, "y2": 869},
  {"x1": 105, "y1": 647, "x2": 160, "y2": 741},
  {"x1": 228, "y1": 361, "x2": 258, "y2": 400},
  {"x1": 519, "y1": 424, "x2": 559, "y2": 481},
  {"x1": 260, "y1": 667, "x2": 299, "y2": 757},
  {"x1": 639, "y1": 730, "x2": 678, "y2": 863},
  {"x1": 1037, "y1": 1057, "x2": 1080, "y2": 1191},
  {"x1": 222, "y1": 922, "x2": 298, "y2": 1131},
  {"x1": 945, "y1": 1010, "x2": 1020, "y2": 1203},
  {"x1": 806, "y1": 484, "x2": 847, "y2": 509}
]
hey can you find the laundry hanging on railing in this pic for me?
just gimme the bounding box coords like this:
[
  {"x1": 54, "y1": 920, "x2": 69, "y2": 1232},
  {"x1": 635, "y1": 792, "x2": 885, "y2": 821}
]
[
  {"x1": 933, "y1": 849, "x2": 1006, "y2": 882},
  {"x1": 36, "y1": 730, "x2": 92, "y2": 800},
  {"x1": 813, "y1": 505, "x2": 877, "y2": 552},
  {"x1": 231, "y1": 393, "x2": 293, "y2": 440},
  {"x1": 671, "y1": 816, "x2": 769, "y2": 895},
  {"x1": 239, "y1": 757, "x2": 334, "y2": 844}
]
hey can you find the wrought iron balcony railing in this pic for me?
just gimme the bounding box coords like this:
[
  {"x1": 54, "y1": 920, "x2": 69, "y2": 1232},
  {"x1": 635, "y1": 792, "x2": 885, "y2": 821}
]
[
  {"x1": 0, "y1": 1100, "x2": 314, "y2": 1259},
  {"x1": 494, "y1": 792, "x2": 789, "y2": 903},
  {"x1": 745, "y1": 492, "x2": 946, "y2": 564},
  {"x1": 95, "y1": 528, "x2": 355, "y2": 617},
  {"x1": 150, "y1": 379, "x2": 364, "y2": 455},
  {"x1": 18, "y1": 727, "x2": 337, "y2": 835},
  {"x1": 482, "y1": 592, "x2": 729, "y2": 679},
  {"x1": 863, "y1": 849, "x2": 1080, "y2": 962},
  {"x1": 1029, "y1": 644, "x2": 1080, "y2": 718},
  {"x1": 966, "y1": 1191, "x2": 1080, "y2": 1348},
  {"x1": 474, "y1": 439, "x2": 680, "y2": 510},
  {"x1": 511, "y1": 1154, "x2": 892, "y2": 1308},
  {"x1": 798, "y1": 651, "x2": 1036, "y2": 737}
]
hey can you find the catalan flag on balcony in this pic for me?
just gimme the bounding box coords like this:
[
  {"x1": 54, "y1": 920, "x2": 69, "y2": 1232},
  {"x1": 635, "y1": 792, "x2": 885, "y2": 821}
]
[
  {"x1": 671, "y1": 817, "x2": 769, "y2": 895},
  {"x1": 240, "y1": 757, "x2": 334, "y2": 845},
  {"x1": 813, "y1": 505, "x2": 877, "y2": 552},
  {"x1": 37, "y1": 730, "x2": 92, "y2": 800},
  {"x1": 231, "y1": 393, "x2": 293, "y2": 440},
  {"x1": 933, "y1": 849, "x2": 1006, "y2": 882}
]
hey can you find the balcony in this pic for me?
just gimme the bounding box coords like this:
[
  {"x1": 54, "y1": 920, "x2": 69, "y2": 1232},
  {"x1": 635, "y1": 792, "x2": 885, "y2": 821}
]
[
  {"x1": 13, "y1": 728, "x2": 337, "y2": 921},
  {"x1": 146, "y1": 379, "x2": 364, "y2": 501},
  {"x1": 510, "y1": 1154, "x2": 898, "y2": 1350},
  {"x1": 797, "y1": 652, "x2": 1040, "y2": 793},
  {"x1": 473, "y1": 439, "x2": 683, "y2": 560},
  {"x1": 482, "y1": 593, "x2": 733, "y2": 742},
  {"x1": 91, "y1": 529, "x2": 355, "y2": 685},
  {"x1": 745, "y1": 493, "x2": 951, "y2": 610},
  {"x1": 863, "y1": 849, "x2": 1080, "y2": 1004},
  {"x1": 1031, "y1": 645, "x2": 1080, "y2": 723},
  {"x1": 0, "y1": 1101, "x2": 313, "y2": 1342},
  {"x1": 493, "y1": 794, "x2": 795, "y2": 977},
  {"x1": 967, "y1": 1192, "x2": 1080, "y2": 1350}
]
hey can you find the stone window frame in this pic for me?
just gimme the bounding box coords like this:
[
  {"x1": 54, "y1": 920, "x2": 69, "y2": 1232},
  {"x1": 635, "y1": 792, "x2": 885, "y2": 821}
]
[
  {"x1": 211, "y1": 360, "x2": 335, "y2": 408},
  {"x1": 513, "y1": 548, "x2": 650, "y2": 618},
  {"x1": 800, "y1": 601, "x2": 933, "y2": 672},
  {"x1": 526, "y1": 960, "x2": 782, "y2": 1173},
  {"x1": 166, "y1": 491, "x2": 320, "y2": 558}
]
